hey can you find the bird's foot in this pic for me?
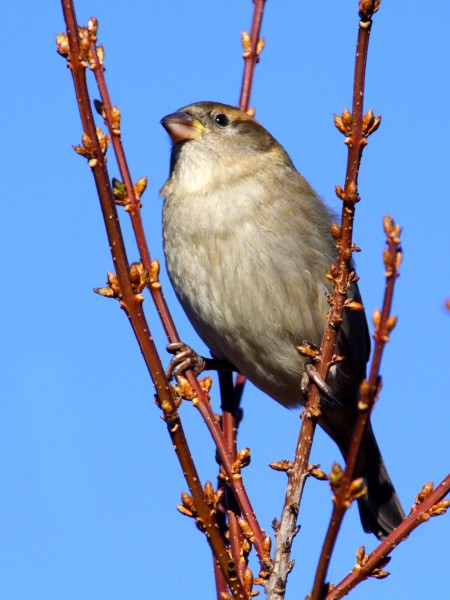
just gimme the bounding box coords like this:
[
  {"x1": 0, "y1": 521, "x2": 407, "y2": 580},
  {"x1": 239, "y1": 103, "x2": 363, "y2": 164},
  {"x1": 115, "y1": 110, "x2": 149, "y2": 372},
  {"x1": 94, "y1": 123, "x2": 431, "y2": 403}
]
[
  {"x1": 302, "y1": 363, "x2": 343, "y2": 408},
  {"x1": 165, "y1": 342, "x2": 206, "y2": 380}
]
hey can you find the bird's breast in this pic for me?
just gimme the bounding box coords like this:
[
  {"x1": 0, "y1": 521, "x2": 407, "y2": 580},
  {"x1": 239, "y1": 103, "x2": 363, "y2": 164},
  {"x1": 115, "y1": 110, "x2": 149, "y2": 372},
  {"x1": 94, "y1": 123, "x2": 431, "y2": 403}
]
[{"x1": 162, "y1": 186, "x2": 332, "y2": 407}]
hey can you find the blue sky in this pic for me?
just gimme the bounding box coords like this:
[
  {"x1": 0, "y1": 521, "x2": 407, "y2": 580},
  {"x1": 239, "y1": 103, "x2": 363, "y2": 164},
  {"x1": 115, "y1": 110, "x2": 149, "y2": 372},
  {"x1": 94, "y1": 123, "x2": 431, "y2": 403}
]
[{"x1": 1, "y1": 2, "x2": 449, "y2": 599}]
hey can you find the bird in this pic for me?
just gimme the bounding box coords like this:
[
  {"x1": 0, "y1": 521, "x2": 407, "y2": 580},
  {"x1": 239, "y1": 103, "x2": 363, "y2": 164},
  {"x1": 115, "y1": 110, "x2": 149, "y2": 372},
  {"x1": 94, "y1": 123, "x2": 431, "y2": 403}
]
[{"x1": 160, "y1": 101, "x2": 405, "y2": 539}]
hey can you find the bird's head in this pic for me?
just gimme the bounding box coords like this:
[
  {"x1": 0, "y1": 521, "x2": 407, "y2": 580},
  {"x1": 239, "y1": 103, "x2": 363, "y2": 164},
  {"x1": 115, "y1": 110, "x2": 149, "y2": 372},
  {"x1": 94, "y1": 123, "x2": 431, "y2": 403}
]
[{"x1": 161, "y1": 102, "x2": 293, "y2": 193}]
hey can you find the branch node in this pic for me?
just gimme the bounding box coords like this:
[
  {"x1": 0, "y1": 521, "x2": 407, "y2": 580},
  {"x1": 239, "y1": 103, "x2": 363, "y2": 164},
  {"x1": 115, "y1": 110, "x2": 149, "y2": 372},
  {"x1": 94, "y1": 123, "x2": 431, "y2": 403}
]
[
  {"x1": 93, "y1": 270, "x2": 121, "y2": 299},
  {"x1": 359, "y1": 0, "x2": 381, "y2": 22},
  {"x1": 178, "y1": 491, "x2": 197, "y2": 518},
  {"x1": 307, "y1": 464, "x2": 328, "y2": 481},
  {"x1": 269, "y1": 459, "x2": 292, "y2": 474},
  {"x1": 296, "y1": 341, "x2": 321, "y2": 361},
  {"x1": 56, "y1": 32, "x2": 70, "y2": 57},
  {"x1": 262, "y1": 535, "x2": 272, "y2": 557},
  {"x1": 129, "y1": 262, "x2": 147, "y2": 294},
  {"x1": 328, "y1": 462, "x2": 344, "y2": 494},
  {"x1": 362, "y1": 109, "x2": 382, "y2": 137},
  {"x1": 334, "y1": 108, "x2": 353, "y2": 136},
  {"x1": 241, "y1": 30, "x2": 252, "y2": 58}
]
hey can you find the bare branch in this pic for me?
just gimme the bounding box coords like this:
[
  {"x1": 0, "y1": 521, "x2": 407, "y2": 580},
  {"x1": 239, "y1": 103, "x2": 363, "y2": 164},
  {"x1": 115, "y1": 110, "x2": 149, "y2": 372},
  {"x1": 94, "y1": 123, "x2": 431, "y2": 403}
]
[
  {"x1": 310, "y1": 216, "x2": 402, "y2": 599},
  {"x1": 239, "y1": 0, "x2": 267, "y2": 112},
  {"x1": 58, "y1": 3, "x2": 250, "y2": 597},
  {"x1": 267, "y1": 3, "x2": 381, "y2": 597},
  {"x1": 327, "y1": 474, "x2": 450, "y2": 599}
]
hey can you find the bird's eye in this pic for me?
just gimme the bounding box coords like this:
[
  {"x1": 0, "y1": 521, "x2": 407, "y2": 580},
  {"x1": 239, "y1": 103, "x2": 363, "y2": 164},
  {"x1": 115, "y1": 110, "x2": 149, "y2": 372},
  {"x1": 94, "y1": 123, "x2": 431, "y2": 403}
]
[{"x1": 214, "y1": 113, "x2": 230, "y2": 127}]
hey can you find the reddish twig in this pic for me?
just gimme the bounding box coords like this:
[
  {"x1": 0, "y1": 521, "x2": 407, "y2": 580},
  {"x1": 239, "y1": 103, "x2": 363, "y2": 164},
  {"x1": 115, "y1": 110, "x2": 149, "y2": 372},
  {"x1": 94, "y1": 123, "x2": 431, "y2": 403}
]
[
  {"x1": 310, "y1": 216, "x2": 402, "y2": 600},
  {"x1": 86, "y1": 19, "x2": 179, "y2": 343},
  {"x1": 312, "y1": 0, "x2": 381, "y2": 398},
  {"x1": 326, "y1": 474, "x2": 450, "y2": 599},
  {"x1": 217, "y1": 371, "x2": 245, "y2": 583},
  {"x1": 213, "y1": 561, "x2": 229, "y2": 600},
  {"x1": 58, "y1": 4, "x2": 249, "y2": 598},
  {"x1": 267, "y1": 2, "x2": 381, "y2": 597},
  {"x1": 194, "y1": 395, "x2": 267, "y2": 562},
  {"x1": 213, "y1": 2, "x2": 271, "y2": 585},
  {"x1": 80, "y1": 12, "x2": 269, "y2": 568},
  {"x1": 230, "y1": 0, "x2": 267, "y2": 470},
  {"x1": 239, "y1": 0, "x2": 267, "y2": 112}
]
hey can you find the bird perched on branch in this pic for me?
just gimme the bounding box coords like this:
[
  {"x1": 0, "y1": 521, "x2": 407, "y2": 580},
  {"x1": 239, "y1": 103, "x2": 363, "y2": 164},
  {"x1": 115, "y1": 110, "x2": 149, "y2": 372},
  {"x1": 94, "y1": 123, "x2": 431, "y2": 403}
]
[{"x1": 160, "y1": 101, "x2": 404, "y2": 539}]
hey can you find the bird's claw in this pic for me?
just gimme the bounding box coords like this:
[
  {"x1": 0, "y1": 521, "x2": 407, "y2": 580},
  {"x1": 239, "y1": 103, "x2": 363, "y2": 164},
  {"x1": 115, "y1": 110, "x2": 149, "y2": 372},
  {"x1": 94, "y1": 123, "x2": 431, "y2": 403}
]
[
  {"x1": 165, "y1": 342, "x2": 206, "y2": 380},
  {"x1": 302, "y1": 363, "x2": 343, "y2": 408},
  {"x1": 300, "y1": 371, "x2": 310, "y2": 398}
]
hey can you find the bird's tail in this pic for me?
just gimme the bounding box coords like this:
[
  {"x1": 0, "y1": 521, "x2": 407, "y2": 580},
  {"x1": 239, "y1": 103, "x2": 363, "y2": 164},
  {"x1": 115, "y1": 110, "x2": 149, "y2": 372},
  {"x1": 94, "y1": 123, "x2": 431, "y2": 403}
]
[
  {"x1": 319, "y1": 409, "x2": 405, "y2": 540},
  {"x1": 355, "y1": 422, "x2": 405, "y2": 540}
]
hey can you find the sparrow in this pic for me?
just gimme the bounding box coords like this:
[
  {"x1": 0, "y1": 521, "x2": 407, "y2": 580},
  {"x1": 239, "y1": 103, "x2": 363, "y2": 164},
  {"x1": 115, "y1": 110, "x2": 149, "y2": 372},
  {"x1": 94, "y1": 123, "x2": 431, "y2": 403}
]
[{"x1": 160, "y1": 101, "x2": 405, "y2": 539}]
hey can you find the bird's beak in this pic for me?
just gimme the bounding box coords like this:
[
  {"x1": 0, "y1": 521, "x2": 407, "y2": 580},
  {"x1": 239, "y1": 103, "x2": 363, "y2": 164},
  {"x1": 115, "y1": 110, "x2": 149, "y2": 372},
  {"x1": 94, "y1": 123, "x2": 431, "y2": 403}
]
[{"x1": 161, "y1": 111, "x2": 209, "y2": 143}]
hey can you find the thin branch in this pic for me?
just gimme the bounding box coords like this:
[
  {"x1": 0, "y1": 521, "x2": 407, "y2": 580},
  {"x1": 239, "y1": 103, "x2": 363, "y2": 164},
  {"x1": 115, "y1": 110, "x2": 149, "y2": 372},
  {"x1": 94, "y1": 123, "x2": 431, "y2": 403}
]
[
  {"x1": 327, "y1": 474, "x2": 450, "y2": 599},
  {"x1": 213, "y1": 1, "x2": 271, "y2": 583},
  {"x1": 310, "y1": 216, "x2": 402, "y2": 600},
  {"x1": 265, "y1": 415, "x2": 316, "y2": 599},
  {"x1": 239, "y1": 0, "x2": 267, "y2": 112},
  {"x1": 223, "y1": 0, "x2": 269, "y2": 454},
  {"x1": 194, "y1": 394, "x2": 267, "y2": 561},
  {"x1": 213, "y1": 561, "x2": 229, "y2": 600},
  {"x1": 267, "y1": 2, "x2": 380, "y2": 597},
  {"x1": 218, "y1": 371, "x2": 245, "y2": 581},
  {"x1": 87, "y1": 20, "x2": 179, "y2": 343},
  {"x1": 58, "y1": 4, "x2": 249, "y2": 597},
  {"x1": 82, "y1": 13, "x2": 268, "y2": 568}
]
